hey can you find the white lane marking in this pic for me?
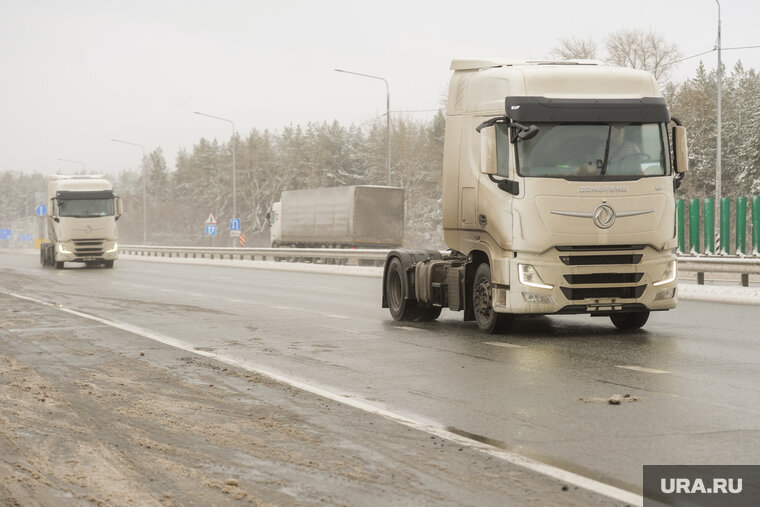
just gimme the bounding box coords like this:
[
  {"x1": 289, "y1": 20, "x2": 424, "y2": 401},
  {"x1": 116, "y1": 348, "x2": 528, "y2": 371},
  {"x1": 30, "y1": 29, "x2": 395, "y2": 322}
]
[
  {"x1": 7, "y1": 290, "x2": 642, "y2": 507},
  {"x1": 268, "y1": 304, "x2": 292, "y2": 311},
  {"x1": 615, "y1": 365, "x2": 671, "y2": 374},
  {"x1": 324, "y1": 314, "x2": 350, "y2": 320},
  {"x1": 484, "y1": 341, "x2": 524, "y2": 349},
  {"x1": 397, "y1": 326, "x2": 422, "y2": 332}
]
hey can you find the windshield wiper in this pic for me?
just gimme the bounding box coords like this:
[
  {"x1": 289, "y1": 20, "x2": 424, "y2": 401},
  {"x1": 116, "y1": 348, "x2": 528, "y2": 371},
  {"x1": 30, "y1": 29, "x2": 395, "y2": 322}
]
[{"x1": 598, "y1": 126, "x2": 613, "y2": 179}]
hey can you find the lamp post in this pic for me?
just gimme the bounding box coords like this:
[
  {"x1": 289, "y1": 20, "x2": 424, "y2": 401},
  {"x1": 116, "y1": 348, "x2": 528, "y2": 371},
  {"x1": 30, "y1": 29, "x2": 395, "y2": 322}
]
[
  {"x1": 715, "y1": 0, "x2": 723, "y2": 253},
  {"x1": 56, "y1": 158, "x2": 87, "y2": 173},
  {"x1": 194, "y1": 111, "x2": 237, "y2": 242},
  {"x1": 335, "y1": 69, "x2": 391, "y2": 186},
  {"x1": 111, "y1": 139, "x2": 147, "y2": 244}
]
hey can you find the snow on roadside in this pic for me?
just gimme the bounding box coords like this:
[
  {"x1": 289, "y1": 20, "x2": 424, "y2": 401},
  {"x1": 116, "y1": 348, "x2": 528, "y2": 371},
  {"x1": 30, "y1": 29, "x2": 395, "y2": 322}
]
[{"x1": 677, "y1": 283, "x2": 760, "y2": 306}]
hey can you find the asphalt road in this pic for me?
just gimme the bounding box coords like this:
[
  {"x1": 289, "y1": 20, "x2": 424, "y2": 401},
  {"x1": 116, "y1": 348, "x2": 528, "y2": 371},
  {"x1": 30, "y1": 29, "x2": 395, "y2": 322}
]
[{"x1": 2, "y1": 251, "x2": 759, "y2": 504}]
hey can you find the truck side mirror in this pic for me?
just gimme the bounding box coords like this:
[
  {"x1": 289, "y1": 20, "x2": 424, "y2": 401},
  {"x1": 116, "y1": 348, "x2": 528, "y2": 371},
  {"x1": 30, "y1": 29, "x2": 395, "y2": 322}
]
[
  {"x1": 51, "y1": 199, "x2": 60, "y2": 222},
  {"x1": 115, "y1": 197, "x2": 123, "y2": 219},
  {"x1": 479, "y1": 125, "x2": 498, "y2": 175},
  {"x1": 673, "y1": 125, "x2": 688, "y2": 174}
]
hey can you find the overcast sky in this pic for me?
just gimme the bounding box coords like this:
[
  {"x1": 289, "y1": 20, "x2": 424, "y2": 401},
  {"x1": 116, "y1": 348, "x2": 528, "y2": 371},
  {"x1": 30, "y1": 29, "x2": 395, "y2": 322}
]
[{"x1": 2, "y1": 0, "x2": 759, "y2": 176}]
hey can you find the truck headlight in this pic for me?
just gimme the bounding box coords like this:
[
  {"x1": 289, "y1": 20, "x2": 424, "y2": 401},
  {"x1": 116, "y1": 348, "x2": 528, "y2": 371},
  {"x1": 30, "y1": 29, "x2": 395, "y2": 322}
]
[
  {"x1": 57, "y1": 243, "x2": 72, "y2": 255},
  {"x1": 106, "y1": 242, "x2": 118, "y2": 253},
  {"x1": 653, "y1": 260, "x2": 677, "y2": 287},
  {"x1": 518, "y1": 264, "x2": 553, "y2": 290}
]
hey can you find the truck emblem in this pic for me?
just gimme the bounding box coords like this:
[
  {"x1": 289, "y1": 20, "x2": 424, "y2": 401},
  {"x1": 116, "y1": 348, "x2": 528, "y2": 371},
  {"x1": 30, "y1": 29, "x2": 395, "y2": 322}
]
[
  {"x1": 592, "y1": 204, "x2": 616, "y2": 229},
  {"x1": 551, "y1": 206, "x2": 654, "y2": 228}
]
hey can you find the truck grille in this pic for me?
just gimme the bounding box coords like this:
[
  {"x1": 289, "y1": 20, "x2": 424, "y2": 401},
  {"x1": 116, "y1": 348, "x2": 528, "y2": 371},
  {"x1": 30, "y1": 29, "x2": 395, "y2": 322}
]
[
  {"x1": 560, "y1": 285, "x2": 646, "y2": 300},
  {"x1": 558, "y1": 245, "x2": 646, "y2": 301},
  {"x1": 73, "y1": 238, "x2": 105, "y2": 257}
]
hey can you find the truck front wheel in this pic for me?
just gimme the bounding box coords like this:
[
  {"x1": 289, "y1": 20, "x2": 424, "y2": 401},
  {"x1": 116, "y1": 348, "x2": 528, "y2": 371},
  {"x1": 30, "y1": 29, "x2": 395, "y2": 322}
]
[
  {"x1": 55, "y1": 261, "x2": 64, "y2": 269},
  {"x1": 610, "y1": 310, "x2": 650, "y2": 330},
  {"x1": 472, "y1": 263, "x2": 513, "y2": 334}
]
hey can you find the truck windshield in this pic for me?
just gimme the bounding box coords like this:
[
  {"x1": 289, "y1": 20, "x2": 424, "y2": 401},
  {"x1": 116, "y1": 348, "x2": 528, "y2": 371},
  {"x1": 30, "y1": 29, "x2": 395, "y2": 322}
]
[
  {"x1": 512, "y1": 122, "x2": 669, "y2": 179},
  {"x1": 58, "y1": 198, "x2": 114, "y2": 217}
]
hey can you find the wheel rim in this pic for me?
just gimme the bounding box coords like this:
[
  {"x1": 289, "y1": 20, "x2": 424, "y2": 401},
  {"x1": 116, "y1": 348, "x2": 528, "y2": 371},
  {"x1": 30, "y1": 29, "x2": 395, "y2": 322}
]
[
  {"x1": 388, "y1": 269, "x2": 403, "y2": 311},
  {"x1": 474, "y1": 274, "x2": 493, "y2": 323}
]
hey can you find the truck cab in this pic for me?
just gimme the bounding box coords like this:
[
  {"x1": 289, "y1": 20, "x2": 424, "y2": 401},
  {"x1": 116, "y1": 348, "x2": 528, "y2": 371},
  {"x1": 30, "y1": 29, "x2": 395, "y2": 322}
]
[
  {"x1": 383, "y1": 59, "x2": 687, "y2": 333},
  {"x1": 41, "y1": 175, "x2": 122, "y2": 269}
]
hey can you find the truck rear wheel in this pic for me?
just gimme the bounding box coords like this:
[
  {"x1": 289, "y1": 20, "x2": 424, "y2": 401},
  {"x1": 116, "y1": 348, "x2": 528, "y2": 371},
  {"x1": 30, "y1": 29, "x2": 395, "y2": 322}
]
[
  {"x1": 386, "y1": 257, "x2": 419, "y2": 321},
  {"x1": 610, "y1": 310, "x2": 650, "y2": 330},
  {"x1": 472, "y1": 263, "x2": 513, "y2": 334}
]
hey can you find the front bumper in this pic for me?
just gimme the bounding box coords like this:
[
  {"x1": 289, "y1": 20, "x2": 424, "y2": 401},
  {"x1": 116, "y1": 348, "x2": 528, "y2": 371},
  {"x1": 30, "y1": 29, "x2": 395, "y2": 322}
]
[
  {"x1": 55, "y1": 239, "x2": 118, "y2": 262},
  {"x1": 492, "y1": 245, "x2": 677, "y2": 315}
]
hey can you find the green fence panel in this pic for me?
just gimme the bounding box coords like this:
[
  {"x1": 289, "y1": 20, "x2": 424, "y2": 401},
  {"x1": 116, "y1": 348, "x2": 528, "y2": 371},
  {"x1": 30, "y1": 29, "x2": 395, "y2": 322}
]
[
  {"x1": 720, "y1": 198, "x2": 731, "y2": 254},
  {"x1": 704, "y1": 198, "x2": 715, "y2": 254},
  {"x1": 736, "y1": 197, "x2": 747, "y2": 254},
  {"x1": 753, "y1": 196, "x2": 760, "y2": 254},
  {"x1": 676, "y1": 199, "x2": 685, "y2": 253},
  {"x1": 690, "y1": 198, "x2": 701, "y2": 254}
]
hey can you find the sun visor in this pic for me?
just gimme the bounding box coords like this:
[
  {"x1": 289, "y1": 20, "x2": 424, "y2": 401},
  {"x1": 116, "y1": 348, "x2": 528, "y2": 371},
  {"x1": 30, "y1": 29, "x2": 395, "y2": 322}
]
[
  {"x1": 505, "y1": 96, "x2": 670, "y2": 123},
  {"x1": 56, "y1": 190, "x2": 115, "y2": 200}
]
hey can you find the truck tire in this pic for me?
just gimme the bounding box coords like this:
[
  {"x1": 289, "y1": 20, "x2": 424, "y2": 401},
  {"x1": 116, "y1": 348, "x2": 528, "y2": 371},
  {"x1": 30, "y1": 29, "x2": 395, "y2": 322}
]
[
  {"x1": 610, "y1": 310, "x2": 650, "y2": 330},
  {"x1": 386, "y1": 257, "x2": 419, "y2": 321},
  {"x1": 417, "y1": 306, "x2": 442, "y2": 322},
  {"x1": 104, "y1": 260, "x2": 114, "y2": 268},
  {"x1": 472, "y1": 263, "x2": 513, "y2": 334},
  {"x1": 55, "y1": 261, "x2": 64, "y2": 269}
]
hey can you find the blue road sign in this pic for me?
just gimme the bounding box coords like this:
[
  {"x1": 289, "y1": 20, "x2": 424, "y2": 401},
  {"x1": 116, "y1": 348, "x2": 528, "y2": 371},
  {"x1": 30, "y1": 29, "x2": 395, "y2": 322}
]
[
  {"x1": 230, "y1": 218, "x2": 241, "y2": 231},
  {"x1": 0, "y1": 229, "x2": 11, "y2": 240},
  {"x1": 35, "y1": 203, "x2": 48, "y2": 216},
  {"x1": 205, "y1": 224, "x2": 217, "y2": 236}
]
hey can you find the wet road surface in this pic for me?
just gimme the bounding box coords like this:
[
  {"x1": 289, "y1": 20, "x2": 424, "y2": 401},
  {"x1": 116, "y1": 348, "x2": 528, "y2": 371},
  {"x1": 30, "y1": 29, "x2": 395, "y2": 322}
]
[{"x1": 2, "y1": 251, "x2": 759, "y2": 503}]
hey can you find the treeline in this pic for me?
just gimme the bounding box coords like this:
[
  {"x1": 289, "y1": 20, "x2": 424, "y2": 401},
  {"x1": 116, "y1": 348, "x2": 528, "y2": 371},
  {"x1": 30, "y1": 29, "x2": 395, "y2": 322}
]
[
  {"x1": 3, "y1": 62, "x2": 760, "y2": 248},
  {"x1": 112, "y1": 113, "x2": 445, "y2": 247}
]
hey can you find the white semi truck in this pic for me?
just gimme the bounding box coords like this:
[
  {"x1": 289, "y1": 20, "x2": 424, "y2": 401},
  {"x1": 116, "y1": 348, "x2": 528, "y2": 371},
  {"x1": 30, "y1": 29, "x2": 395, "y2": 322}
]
[
  {"x1": 383, "y1": 59, "x2": 688, "y2": 332},
  {"x1": 40, "y1": 175, "x2": 122, "y2": 269},
  {"x1": 268, "y1": 185, "x2": 404, "y2": 248}
]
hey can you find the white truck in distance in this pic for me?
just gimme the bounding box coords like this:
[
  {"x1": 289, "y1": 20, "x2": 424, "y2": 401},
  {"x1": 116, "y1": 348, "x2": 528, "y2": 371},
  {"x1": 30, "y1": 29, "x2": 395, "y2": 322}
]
[
  {"x1": 40, "y1": 175, "x2": 122, "y2": 269},
  {"x1": 268, "y1": 185, "x2": 404, "y2": 249},
  {"x1": 382, "y1": 59, "x2": 688, "y2": 333}
]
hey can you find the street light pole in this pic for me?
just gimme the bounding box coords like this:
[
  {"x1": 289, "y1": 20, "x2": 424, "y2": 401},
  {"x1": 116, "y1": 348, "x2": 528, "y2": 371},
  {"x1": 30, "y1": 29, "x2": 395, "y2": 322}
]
[
  {"x1": 335, "y1": 69, "x2": 392, "y2": 187},
  {"x1": 194, "y1": 111, "x2": 237, "y2": 239},
  {"x1": 111, "y1": 139, "x2": 147, "y2": 244},
  {"x1": 56, "y1": 158, "x2": 87, "y2": 173},
  {"x1": 715, "y1": 0, "x2": 723, "y2": 253}
]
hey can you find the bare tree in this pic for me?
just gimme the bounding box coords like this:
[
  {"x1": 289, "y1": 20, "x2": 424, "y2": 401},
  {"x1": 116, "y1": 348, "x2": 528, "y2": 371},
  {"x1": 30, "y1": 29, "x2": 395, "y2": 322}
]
[
  {"x1": 605, "y1": 29, "x2": 682, "y2": 81},
  {"x1": 547, "y1": 36, "x2": 598, "y2": 60}
]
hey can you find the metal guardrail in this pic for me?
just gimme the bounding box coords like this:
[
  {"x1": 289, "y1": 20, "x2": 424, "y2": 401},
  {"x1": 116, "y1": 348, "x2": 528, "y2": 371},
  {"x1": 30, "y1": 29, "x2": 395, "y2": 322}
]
[
  {"x1": 120, "y1": 245, "x2": 760, "y2": 286},
  {"x1": 120, "y1": 245, "x2": 389, "y2": 264},
  {"x1": 677, "y1": 255, "x2": 760, "y2": 287}
]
